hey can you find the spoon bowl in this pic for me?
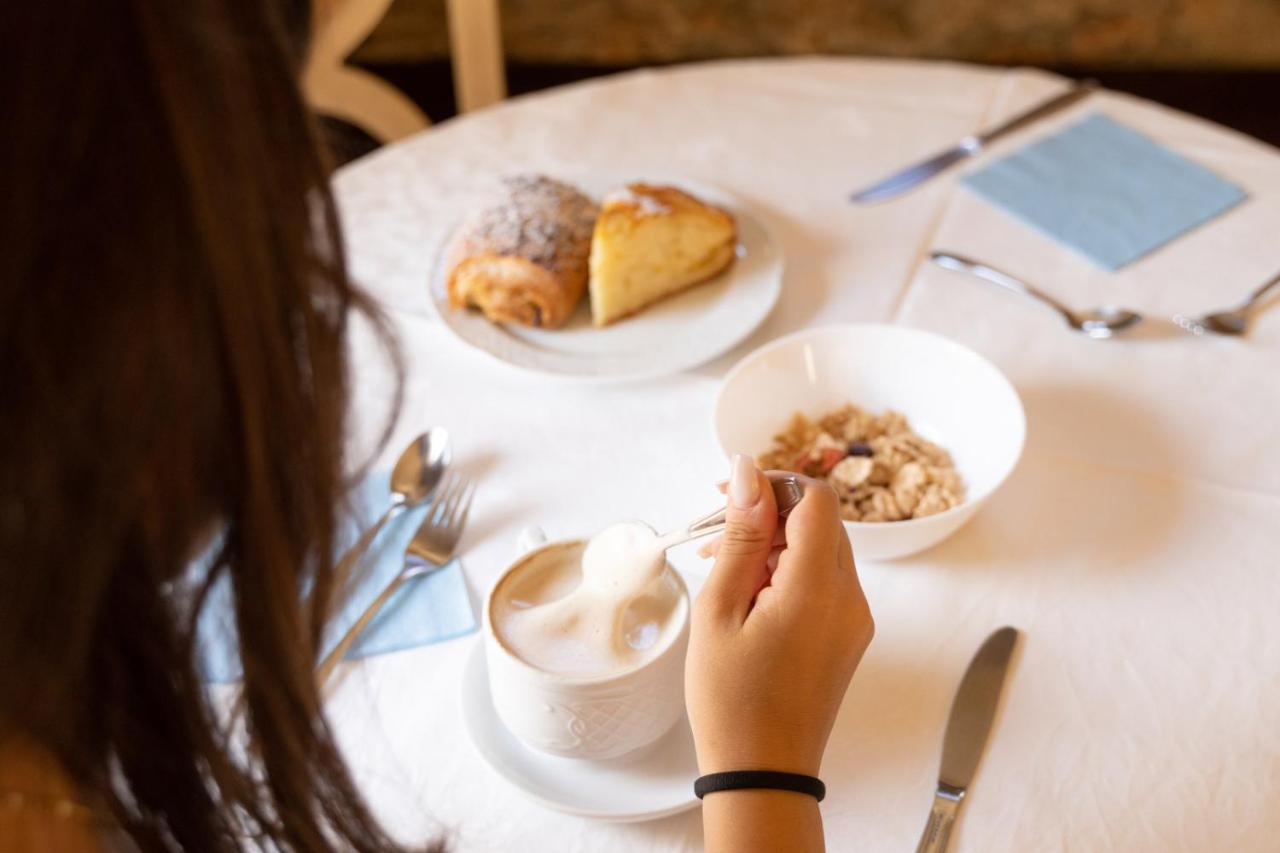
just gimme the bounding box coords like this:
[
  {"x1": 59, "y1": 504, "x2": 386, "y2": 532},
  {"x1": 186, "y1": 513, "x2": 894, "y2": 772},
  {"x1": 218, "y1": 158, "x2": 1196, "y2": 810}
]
[
  {"x1": 581, "y1": 521, "x2": 668, "y2": 596},
  {"x1": 1074, "y1": 306, "x2": 1144, "y2": 339},
  {"x1": 1197, "y1": 312, "x2": 1248, "y2": 335},
  {"x1": 1173, "y1": 311, "x2": 1248, "y2": 337},
  {"x1": 390, "y1": 426, "x2": 453, "y2": 506}
]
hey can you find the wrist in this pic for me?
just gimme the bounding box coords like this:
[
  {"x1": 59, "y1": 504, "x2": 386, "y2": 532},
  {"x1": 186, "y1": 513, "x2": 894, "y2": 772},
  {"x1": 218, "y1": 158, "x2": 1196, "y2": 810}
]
[
  {"x1": 702, "y1": 787, "x2": 825, "y2": 853},
  {"x1": 696, "y1": 744, "x2": 822, "y2": 778}
]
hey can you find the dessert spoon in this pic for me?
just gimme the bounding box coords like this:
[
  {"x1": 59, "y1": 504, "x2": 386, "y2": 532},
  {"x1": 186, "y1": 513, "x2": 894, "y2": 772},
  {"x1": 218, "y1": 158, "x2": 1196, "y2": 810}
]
[{"x1": 931, "y1": 251, "x2": 1143, "y2": 339}]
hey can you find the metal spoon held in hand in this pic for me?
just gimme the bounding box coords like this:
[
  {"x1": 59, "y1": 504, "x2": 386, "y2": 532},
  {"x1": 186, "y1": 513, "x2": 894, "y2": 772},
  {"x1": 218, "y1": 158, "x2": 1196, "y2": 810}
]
[
  {"x1": 572, "y1": 473, "x2": 803, "y2": 599},
  {"x1": 332, "y1": 428, "x2": 452, "y2": 595},
  {"x1": 657, "y1": 471, "x2": 806, "y2": 550},
  {"x1": 931, "y1": 252, "x2": 1143, "y2": 339}
]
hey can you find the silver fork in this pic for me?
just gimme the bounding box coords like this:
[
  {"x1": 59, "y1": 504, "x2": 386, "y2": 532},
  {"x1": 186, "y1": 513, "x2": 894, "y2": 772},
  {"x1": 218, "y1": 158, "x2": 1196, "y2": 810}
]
[{"x1": 315, "y1": 471, "x2": 475, "y2": 685}]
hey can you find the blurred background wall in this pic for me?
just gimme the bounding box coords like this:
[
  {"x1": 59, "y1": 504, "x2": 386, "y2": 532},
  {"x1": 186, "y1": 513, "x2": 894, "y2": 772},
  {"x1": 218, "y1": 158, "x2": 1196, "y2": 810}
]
[
  {"x1": 329, "y1": 0, "x2": 1280, "y2": 159},
  {"x1": 360, "y1": 0, "x2": 1280, "y2": 68}
]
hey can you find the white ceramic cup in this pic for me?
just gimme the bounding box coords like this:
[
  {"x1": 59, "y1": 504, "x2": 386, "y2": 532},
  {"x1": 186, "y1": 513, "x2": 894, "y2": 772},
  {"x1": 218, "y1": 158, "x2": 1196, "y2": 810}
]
[{"x1": 483, "y1": 528, "x2": 691, "y2": 761}]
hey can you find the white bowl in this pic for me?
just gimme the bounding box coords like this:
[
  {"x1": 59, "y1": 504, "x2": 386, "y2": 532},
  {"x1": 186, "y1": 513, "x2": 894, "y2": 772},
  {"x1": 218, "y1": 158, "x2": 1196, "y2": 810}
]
[{"x1": 713, "y1": 324, "x2": 1025, "y2": 561}]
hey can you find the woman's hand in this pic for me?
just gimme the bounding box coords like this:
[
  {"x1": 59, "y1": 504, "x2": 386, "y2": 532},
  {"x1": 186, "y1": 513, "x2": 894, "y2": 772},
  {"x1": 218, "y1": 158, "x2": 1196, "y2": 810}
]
[{"x1": 686, "y1": 454, "x2": 874, "y2": 779}]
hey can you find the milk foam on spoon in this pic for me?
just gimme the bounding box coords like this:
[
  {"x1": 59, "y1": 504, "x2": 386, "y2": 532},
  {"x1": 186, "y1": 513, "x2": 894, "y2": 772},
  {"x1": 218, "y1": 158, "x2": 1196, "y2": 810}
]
[{"x1": 494, "y1": 521, "x2": 683, "y2": 677}]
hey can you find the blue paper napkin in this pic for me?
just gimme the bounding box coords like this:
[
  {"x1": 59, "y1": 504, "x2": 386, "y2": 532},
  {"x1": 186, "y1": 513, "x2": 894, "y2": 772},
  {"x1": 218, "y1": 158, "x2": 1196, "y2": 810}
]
[
  {"x1": 196, "y1": 471, "x2": 478, "y2": 684},
  {"x1": 961, "y1": 113, "x2": 1247, "y2": 270}
]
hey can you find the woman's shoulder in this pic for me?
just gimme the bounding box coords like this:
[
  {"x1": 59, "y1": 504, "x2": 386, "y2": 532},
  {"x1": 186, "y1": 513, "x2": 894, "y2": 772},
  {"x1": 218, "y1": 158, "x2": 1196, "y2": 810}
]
[{"x1": 0, "y1": 736, "x2": 107, "y2": 852}]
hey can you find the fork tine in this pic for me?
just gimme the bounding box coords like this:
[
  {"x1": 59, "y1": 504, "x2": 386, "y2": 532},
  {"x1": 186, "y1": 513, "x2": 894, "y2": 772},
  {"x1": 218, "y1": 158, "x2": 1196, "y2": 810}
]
[
  {"x1": 442, "y1": 471, "x2": 468, "y2": 525},
  {"x1": 422, "y1": 471, "x2": 454, "y2": 529},
  {"x1": 453, "y1": 480, "x2": 476, "y2": 539},
  {"x1": 441, "y1": 479, "x2": 475, "y2": 553},
  {"x1": 429, "y1": 472, "x2": 453, "y2": 516},
  {"x1": 442, "y1": 475, "x2": 470, "y2": 528}
]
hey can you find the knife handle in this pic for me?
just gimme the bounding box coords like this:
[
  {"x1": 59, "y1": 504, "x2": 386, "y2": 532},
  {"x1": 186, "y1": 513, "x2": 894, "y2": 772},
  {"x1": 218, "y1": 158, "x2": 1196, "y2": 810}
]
[{"x1": 914, "y1": 784, "x2": 965, "y2": 853}]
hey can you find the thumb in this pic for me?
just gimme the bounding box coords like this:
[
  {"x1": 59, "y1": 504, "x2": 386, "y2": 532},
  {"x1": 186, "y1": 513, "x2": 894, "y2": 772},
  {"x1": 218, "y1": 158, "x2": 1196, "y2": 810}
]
[{"x1": 699, "y1": 454, "x2": 778, "y2": 623}]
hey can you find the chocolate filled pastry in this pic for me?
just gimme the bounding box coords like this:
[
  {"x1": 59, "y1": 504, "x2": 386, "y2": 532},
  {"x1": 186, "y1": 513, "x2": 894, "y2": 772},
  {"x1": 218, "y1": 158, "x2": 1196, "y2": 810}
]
[{"x1": 445, "y1": 175, "x2": 598, "y2": 328}]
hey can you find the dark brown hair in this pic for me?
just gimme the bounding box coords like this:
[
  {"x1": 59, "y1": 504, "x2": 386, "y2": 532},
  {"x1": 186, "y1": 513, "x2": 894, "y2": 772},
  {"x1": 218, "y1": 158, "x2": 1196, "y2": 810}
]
[{"x1": 0, "y1": 1, "x2": 433, "y2": 850}]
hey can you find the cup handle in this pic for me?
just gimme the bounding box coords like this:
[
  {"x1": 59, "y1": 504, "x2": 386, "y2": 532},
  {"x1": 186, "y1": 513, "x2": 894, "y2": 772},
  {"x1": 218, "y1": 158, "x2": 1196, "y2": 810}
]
[{"x1": 516, "y1": 526, "x2": 547, "y2": 556}]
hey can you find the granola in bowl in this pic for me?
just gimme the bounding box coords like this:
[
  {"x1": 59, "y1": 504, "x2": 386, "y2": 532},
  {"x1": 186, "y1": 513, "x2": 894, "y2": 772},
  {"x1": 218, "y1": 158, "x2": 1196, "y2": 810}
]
[{"x1": 758, "y1": 403, "x2": 965, "y2": 523}]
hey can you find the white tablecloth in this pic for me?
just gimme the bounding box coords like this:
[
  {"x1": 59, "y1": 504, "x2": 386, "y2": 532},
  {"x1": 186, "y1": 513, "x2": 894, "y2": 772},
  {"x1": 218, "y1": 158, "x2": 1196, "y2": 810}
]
[{"x1": 326, "y1": 58, "x2": 1280, "y2": 852}]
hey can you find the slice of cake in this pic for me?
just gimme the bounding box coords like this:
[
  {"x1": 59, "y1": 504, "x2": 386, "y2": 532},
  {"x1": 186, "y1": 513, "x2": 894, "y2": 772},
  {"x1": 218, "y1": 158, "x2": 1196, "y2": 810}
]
[{"x1": 588, "y1": 183, "x2": 737, "y2": 326}]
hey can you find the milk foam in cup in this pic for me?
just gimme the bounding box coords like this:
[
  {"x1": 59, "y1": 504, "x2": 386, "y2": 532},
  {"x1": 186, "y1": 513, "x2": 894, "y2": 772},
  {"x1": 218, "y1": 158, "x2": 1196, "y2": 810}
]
[
  {"x1": 483, "y1": 522, "x2": 690, "y2": 759},
  {"x1": 492, "y1": 522, "x2": 683, "y2": 677}
]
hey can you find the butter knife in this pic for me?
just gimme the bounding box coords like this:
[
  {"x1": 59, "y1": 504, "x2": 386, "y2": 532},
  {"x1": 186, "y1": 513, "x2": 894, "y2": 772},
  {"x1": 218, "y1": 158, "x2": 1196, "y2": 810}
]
[
  {"x1": 849, "y1": 80, "x2": 1097, "y2": 204},
  {"x1": 915, "y1": 626, "x2": 1020, "y2": 853}
]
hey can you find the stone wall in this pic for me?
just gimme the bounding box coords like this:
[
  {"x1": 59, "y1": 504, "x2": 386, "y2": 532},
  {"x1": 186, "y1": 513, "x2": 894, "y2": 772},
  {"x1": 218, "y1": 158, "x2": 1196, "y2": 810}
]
[{"x1": 356, "y1": 0, "x2": 1280, "y2": 68}]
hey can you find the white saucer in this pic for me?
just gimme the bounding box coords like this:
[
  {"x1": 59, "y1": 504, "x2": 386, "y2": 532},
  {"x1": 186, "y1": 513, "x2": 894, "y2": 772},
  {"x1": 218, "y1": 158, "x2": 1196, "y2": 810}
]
[
  {"x1": 459, "y1": 640, "x2": 701, "y2": 822},
  {"x1": 429, "y1": 174, "x2": 783, "y2": 382}
]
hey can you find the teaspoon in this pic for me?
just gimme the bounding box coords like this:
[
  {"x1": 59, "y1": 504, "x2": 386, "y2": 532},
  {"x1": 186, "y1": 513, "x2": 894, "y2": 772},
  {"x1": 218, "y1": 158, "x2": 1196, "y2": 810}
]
[
  {"x1": 931, "y1": 252, "x2": 1143, "y2": 339},
  {"x1": 1174, "y1": 269, "x2": 1280, "y2": 336},
  {"x1": 658, "y1": 471, "x2": 806, "y2": 550}
]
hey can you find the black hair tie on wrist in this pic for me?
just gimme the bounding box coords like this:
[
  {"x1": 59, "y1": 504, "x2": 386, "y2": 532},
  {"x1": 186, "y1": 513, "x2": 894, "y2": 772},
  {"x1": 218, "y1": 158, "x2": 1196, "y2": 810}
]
[{"x1": 694, "y1": 770, "x2": 825, "y2": 802}]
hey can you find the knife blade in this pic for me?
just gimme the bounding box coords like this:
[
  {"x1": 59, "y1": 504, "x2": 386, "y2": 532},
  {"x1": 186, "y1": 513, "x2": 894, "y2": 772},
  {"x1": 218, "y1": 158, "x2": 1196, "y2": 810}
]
[
  {"x1": 849, "y1": 80, "x2": 1097, "y2": 204},
  {"x1": 915, "y1": 626, "x2": 1019, "y2": 853}
]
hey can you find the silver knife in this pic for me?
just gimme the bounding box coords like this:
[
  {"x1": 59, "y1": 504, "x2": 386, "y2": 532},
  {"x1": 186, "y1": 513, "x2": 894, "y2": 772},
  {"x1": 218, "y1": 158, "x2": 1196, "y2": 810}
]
[
  {"x1": 849, "y1": 80, "x2": 1098, "y2": 204},
  {"x1": 915, "y1": 626, "x2": 1020, "y2": 853}
]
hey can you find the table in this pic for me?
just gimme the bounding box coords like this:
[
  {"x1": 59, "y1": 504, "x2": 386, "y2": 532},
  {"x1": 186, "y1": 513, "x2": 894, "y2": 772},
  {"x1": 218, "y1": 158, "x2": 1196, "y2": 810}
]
[{"x1": 328, "y1": 58, "x2": 1280, "y2": 852}]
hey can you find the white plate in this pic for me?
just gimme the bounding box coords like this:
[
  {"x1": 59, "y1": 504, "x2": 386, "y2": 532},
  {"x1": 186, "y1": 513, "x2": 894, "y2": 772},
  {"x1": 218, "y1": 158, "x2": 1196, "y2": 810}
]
[
  {"x1": 429, "y1": 175, "x2": 783, "y2": 382},
  {"x1": 459, "y1": 640, "x2": 701, "y2": 822}
]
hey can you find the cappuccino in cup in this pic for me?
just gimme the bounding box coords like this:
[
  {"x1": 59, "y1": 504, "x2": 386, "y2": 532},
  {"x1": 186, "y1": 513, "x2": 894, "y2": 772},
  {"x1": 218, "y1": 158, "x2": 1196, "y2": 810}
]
[
  {"x1": 491, "y1": 522, "x2": 686, "y2": 678},
  {"x1": 483, "y1": 522, "x2": 690, "y2": 759}
]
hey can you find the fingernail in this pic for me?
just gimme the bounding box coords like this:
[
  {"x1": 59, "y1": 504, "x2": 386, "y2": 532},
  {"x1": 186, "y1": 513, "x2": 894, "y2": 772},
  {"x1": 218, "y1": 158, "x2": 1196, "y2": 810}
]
[{"x1": 730, "y1": 454, "x2": 759, "y2": 508}]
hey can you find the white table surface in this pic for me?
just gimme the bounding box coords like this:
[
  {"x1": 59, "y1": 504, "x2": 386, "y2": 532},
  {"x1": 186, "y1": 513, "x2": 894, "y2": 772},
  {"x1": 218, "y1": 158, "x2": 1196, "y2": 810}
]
[{"x1": 326, "y1": 58, "x2": 1280, "y2": 852}]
